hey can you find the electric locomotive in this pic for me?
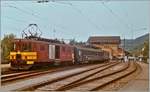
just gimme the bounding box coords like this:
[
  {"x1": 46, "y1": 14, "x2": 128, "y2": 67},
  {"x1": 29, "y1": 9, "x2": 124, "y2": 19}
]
[
  {"x1": 9, "y1": 24, "x2": 109, "y2": 70},
  {"x1": 10, "y1": 38, "x2": 74, "y2": 70}
]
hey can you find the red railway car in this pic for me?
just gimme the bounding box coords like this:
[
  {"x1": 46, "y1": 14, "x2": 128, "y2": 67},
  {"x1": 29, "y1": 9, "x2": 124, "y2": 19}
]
[{"x1": 10, "y1": 38, "x2": 74, "y2": 70}]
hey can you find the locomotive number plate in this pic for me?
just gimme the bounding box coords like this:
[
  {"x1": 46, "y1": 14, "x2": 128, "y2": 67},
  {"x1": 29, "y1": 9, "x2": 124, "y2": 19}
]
[{"x1": 27, "y1": 61, "x2": 34, "y2": 64}]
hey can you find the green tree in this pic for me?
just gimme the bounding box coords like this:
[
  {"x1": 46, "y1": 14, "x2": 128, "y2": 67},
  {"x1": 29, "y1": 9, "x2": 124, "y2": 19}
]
[
  {"x1": 142, "y1": 40, "x2": 149, "y2": 63},
  {"x1": 69, "y1": 39, "x2": 77, "y2": 45},
  {"x1": 1, "y1": 34, "x2": 15, "y2": 63}
]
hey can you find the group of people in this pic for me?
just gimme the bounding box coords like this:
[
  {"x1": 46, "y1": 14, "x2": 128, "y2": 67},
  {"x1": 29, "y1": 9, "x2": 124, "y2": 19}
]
[{"x1": 118, "y1": 56, "x2": 143, "y2": 62}]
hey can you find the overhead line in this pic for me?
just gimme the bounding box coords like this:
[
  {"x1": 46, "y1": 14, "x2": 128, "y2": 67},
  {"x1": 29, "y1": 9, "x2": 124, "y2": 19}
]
[
  {"x1": 4, "y1": 16, "x2": 28, "y2": 23},
  {"x1": 101, "y1": 2, "x2": 131, "y2": 30},
  {"x1": 54, "y1": 1, "x2": 104, "y2": 31},
  {"x1": 3, "y1": 3, "x2": 67, "y2": 32}
]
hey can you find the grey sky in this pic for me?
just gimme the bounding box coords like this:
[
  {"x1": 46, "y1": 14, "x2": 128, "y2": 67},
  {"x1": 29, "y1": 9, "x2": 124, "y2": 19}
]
[{"x1": 1, "y1": 0, "x2": 150, "y2": 41}]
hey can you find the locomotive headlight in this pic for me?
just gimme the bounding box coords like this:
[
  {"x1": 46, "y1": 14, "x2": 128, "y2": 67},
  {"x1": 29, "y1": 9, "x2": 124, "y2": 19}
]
[
  {"x1": 17, "y1": 51, "x2": 21, "y2": 54},
  {"x1": 10, "y1": 52, "x2": 16, "y2": 60},
  {"x1": 27, "y1": 61, "x2": 34, "y2": 64}
]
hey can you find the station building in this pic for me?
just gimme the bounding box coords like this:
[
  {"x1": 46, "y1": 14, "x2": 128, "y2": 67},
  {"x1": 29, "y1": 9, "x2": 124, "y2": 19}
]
[{"x1": 87, "y1": 36, "x2": 124, "y2": 59}]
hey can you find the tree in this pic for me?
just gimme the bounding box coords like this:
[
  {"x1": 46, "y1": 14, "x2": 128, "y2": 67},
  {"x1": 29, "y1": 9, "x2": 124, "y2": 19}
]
[
  {"x1": 1, "y1": 34, "x2": 16, "y2": 63},
  {"x1": 142, "y1": 40, "x2": 149, "y2": 63},
  {"x1": 69, "y1": 39, "x2": 77, "y2": 45}
]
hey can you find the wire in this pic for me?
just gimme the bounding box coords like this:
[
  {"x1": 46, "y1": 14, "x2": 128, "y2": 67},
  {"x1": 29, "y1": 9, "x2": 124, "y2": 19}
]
[
  {"x1": 101, "y1": 2, "x2": 131, "y2": 30},
  {"x1": 3, "y1": 1, "x2": 101, "y2": 38},
  {"x1": 5, "y1": 5, "x2": 48, "y2": 21},
  {"x1": 3, "y1": 1, "x2": 73, "y2": 31},
  {"x1": 54, "y1": 1, "x2": 104, "y2": 31},
  {"x1": 4, "y1": 16, "x2": 28, "y2": 23}
]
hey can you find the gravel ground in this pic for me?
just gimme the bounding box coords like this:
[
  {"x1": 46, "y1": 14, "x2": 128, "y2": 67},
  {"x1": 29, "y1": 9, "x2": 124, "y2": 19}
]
[
  {"x1": 36, "y1": 62, "x2": 118, "y2": 91},
  {"x1": 99, "y1": 61, "x2": 141, "y2": 91},
  {"x1": 1, "y1": 63, "x2": 10, "y2": 73},
  {"x1": 117, "y1": 61, "x2": 149, "y2": 92},
  {"x1": 68, "y1": 62, "x2": 130, "y2": 91},
  {"x1": 0, "y1": 63, "x2": 106, "y2": 91}
]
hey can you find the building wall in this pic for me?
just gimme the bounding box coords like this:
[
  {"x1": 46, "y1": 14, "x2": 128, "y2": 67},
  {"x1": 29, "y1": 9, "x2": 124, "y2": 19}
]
[{"x1": 92, "y1": 43, "x2": 124, "y2": 59}]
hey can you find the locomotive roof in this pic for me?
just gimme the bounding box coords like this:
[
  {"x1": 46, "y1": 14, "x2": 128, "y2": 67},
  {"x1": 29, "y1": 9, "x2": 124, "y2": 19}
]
[{"x1": 13, "y1": 38, "x2": 72, "y2": 47}]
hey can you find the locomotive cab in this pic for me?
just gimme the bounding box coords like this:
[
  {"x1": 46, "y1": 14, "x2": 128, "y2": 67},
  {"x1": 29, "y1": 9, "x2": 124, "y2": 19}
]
[{"x1": 10, "y1": 39, "x2": 37, "y2": 70}]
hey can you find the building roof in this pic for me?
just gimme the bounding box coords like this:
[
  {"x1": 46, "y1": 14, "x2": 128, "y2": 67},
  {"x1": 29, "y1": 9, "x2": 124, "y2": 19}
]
[{"x1": 88, "y1": 36, "x2": 120, "y2": 44}]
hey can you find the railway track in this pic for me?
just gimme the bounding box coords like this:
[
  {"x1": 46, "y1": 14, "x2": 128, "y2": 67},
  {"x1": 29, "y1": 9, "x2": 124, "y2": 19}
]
[
  {"x1": 1, "y1": 63, "x2": 106, "y2": 85},
  {"x1": 58, "y1": 61, "x2": 137, "y2": 91},
  {"x1": 1, "y1": 62, "x2": 117, "y2": 91},
  {"x1": 28, "y1": 62, "x2": 137, "y2": 91},
  {"x1": 2, "y1": 61, "x2": 138, "y2": 91},
  {"x1": 19, "y1": 62, "x2": 120, "y2": 91},
  {"x1": 99, "y1": 62, "x2": 142, "y2": 91},
  {"x1": 36, "y1": 62, "x2": 128, "y2": 91}
]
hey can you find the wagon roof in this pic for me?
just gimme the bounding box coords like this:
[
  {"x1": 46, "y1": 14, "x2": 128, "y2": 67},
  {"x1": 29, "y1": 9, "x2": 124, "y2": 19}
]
[{"x1": 75, "y1": 45, "x2": 103, "y2": 52}]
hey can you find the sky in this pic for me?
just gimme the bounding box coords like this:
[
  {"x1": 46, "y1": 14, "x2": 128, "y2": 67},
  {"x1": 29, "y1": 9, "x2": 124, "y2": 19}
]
[{"x1": 1, "y1": 0, "x2": 150, "y2": 42}]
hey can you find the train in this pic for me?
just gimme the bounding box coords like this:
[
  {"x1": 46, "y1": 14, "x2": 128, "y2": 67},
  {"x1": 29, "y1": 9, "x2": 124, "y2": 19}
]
[{"x1": 9, "y1": 37, "x2": 110, "y2": 70}]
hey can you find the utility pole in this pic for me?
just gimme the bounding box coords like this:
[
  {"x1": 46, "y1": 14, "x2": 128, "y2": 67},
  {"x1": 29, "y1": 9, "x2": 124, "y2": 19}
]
[
  {"x1": 123, "y1": 38, "x2": 125, "y2": 52},
  {"x1": 53, "y1": 28, "x2": 56, "y2": 39}
]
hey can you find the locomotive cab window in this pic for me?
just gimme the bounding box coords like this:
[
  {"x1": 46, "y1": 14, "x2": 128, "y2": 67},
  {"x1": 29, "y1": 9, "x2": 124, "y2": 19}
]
[
  {"x1": 22, "y1": 42, "x2": 32, "y2": 51},
  {"x1": 12, "y1": 42, "x2": 16, "y2": 51},
  {"x1": 14, "y1": 41, "x2": 32, "y2": 51},
  {"x1": 13, "y1": 42, "x2": 21, "y2": 51}
]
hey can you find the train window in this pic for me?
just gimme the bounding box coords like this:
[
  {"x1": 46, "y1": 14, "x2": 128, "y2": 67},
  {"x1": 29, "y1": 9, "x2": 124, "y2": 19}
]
[
  {"x1": 22, "y1": 43, "x2": 28, "y2": 51},
  {"x1": 16, "y1": 42, "x2": 20, "y2": 51},
  {"x1": 21, "y1": 42, "x2": 32, "y2": 51},
  {"x1": 12, "y1": 43, "x2": 16, "y2": 51}
]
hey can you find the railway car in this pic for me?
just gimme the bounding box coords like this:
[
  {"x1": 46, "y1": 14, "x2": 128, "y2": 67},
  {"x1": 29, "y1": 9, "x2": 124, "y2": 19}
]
[
  {"x1": 74, "y1": 46, "x2": 109, "y2": 64},
  {"x1": 9, "y1": 37, "x2": 110, "y2": 70},
  {"x1": 10, "y1": 38, "x2": 74, "y2": 70}
]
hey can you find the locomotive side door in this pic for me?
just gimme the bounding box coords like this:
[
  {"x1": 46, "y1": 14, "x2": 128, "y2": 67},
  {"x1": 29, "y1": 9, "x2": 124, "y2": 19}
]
[
  {"x1": 49, "y1": 45, "x2": 55, "y2": 59},
  {"x1": 55, "y1": 45, "x2": 60, "y2": 59}
]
